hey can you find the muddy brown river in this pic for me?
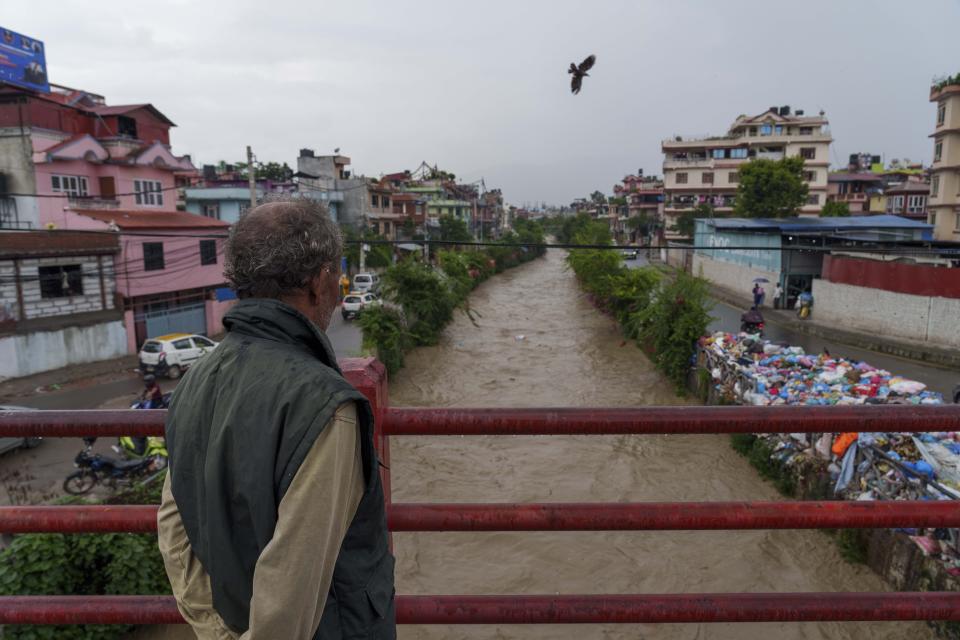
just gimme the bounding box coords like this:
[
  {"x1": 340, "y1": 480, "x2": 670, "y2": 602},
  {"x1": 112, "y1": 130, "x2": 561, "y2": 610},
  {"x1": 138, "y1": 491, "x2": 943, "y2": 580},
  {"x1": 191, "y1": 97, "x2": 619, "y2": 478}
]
[{"x1": 388, "y1": 249, "x2": 933, "y2": 640}]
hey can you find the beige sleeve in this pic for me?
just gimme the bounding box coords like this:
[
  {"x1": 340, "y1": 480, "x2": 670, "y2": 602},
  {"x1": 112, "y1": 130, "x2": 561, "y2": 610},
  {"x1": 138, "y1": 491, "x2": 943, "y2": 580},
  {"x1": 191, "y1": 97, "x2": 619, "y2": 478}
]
[
  {"x1": 241, "y1": 401, "x2": 365, "y2": 639},
  {"x1": 157, "y1": 402, "x2": 365, "y2": 640}
]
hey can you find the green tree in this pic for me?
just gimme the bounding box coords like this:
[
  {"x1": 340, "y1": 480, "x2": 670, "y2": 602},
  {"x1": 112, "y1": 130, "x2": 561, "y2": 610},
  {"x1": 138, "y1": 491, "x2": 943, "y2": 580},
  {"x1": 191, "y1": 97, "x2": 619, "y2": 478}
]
[
  {"x1": 820, "y1": 200, "x2": 851, "y2": 217},
  {"x1": 437, "y1": 214, "x2": 473, "y2": 242},
  {"x1": 734, "y1": 157, "x2": 809, "y2": 218},
  {"x1": 672, "y1": 210, "x2": 697, "y2": 238},
  {"x1": 590, "y1": 190, "x2": 607, "y2": 205}
]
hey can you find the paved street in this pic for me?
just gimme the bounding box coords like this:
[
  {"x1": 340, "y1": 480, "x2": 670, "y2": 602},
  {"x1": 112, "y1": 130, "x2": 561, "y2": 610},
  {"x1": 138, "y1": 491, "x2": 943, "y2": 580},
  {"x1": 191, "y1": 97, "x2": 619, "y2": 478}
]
[{"x1": 0, "y1": 313, "x2": 363, "y2": 505}]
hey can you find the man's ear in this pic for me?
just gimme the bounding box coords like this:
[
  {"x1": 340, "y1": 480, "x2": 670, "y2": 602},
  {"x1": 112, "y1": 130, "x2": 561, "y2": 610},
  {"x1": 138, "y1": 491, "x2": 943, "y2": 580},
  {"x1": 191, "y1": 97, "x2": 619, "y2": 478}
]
[{"x1": 307, "y1": 274, "x2": 326, "y2": 305}]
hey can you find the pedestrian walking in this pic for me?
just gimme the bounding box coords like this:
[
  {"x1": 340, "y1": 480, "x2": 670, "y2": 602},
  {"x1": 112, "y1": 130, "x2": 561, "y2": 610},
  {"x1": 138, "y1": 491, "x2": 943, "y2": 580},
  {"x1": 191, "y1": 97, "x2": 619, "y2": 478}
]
[
  {"x1": 773, "y1": 283, "x2": 783, "y2": 310},
  {"x1": 160, "y1": 200, "x2": 396, "y2": 639},
  {"x1": 752, "y1": 283, "x2": 763, "y2": 308}
]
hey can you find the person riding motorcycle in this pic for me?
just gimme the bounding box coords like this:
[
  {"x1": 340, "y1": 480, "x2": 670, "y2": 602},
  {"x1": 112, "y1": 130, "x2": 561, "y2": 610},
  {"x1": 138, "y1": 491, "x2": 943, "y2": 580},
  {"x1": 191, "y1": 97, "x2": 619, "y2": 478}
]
[
  {"x1": 140, "y1": 374, "x2": 164, "y2": 409},
  {"x1": 740, "y1": 306, "x2": 765, "y2": 333}
]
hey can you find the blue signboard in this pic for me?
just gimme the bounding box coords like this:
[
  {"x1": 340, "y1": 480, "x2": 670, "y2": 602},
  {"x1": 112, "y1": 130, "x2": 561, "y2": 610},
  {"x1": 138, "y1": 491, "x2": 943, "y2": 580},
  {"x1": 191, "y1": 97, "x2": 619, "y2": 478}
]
[{"x1": 0, "y1": 27, "x2": 50, "y2": 93}]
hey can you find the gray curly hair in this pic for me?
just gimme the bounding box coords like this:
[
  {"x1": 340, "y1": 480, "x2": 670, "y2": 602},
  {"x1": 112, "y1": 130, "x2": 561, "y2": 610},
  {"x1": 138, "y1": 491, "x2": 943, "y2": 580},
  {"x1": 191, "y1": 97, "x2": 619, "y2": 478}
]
[{"x1": 225, "y1": 198, "x2": 343, "y2": 299}]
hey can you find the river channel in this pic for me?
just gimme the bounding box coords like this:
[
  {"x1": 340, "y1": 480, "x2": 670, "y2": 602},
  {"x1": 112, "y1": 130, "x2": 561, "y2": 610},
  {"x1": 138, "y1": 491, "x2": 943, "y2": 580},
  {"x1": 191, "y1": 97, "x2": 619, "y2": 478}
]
[{"x1": 389, "y1": 248, "x2": 934, "y2": 640}]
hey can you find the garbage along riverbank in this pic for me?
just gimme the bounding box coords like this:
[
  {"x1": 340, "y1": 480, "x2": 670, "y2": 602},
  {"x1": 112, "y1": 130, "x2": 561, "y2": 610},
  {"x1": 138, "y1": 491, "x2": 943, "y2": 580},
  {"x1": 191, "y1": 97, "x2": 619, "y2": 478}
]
[{"x1": 693, "y1": 331, "x2": 960, "y2": 639}]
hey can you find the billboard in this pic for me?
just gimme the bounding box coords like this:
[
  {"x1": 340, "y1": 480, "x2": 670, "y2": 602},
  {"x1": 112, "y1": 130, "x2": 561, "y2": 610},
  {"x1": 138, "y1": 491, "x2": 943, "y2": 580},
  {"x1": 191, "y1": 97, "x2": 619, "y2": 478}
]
[{"x1": 0, "y1": 27, "x2": 49, "y2": 93}]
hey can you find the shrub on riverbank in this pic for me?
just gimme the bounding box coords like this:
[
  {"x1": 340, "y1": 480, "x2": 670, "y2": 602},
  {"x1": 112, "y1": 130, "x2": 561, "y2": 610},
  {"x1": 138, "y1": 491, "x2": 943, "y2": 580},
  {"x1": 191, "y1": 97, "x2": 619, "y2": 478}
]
[
  {"x1": 0, "y1": 477, "x2": 169, "y2": 640},
  {"x1": 359, "y1": 222, "x2": 546, "y2": 374},
  {"x1": 564, "y1": 223, "x2": 712, "y2": 390}
]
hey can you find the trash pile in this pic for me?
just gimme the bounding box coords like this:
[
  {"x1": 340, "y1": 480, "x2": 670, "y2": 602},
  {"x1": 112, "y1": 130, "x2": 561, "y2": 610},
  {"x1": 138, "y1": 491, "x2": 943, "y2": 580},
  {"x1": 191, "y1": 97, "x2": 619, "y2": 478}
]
[
  {"x1": 699, "y1": 331, "x2": 959, "y2": 577},
  {"x1": 699, "y1": 331, "x2": 944, "y2": 406}
]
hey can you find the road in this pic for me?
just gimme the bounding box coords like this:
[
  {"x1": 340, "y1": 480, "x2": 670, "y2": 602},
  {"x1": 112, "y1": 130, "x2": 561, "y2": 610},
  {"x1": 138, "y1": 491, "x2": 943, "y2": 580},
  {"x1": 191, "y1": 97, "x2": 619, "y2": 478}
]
[{"x1": 0, "y1": 314, "x2": 362, "y2": 506}]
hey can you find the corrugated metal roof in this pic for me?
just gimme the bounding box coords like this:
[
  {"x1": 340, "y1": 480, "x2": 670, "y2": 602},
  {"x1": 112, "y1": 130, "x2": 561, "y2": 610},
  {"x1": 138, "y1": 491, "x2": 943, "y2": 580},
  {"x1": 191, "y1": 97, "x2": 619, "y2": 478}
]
[
  {"x1": 705, "y1": 215, "x2": 932, "y2": 232},
  {"x1": 75, "y1": 209, "x2": 230, "y2": 230},
  {"x1": 0, "y1": 231, "x2": 120, "y2": 258}
]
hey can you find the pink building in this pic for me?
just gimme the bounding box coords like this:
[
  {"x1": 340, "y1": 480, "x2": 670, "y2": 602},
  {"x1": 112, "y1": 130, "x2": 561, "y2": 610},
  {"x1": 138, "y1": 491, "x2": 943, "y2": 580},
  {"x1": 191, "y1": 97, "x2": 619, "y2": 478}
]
[{"x1": 0, "y1": 84, "x2": 232, "y2": 352}]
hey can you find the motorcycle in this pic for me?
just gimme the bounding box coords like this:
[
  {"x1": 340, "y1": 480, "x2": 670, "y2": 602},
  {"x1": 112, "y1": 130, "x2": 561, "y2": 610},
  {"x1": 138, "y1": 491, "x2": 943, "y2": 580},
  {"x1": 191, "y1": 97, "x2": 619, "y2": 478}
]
[{"x1": 63, "y1": 438, "x2": 166, "y2": 495}]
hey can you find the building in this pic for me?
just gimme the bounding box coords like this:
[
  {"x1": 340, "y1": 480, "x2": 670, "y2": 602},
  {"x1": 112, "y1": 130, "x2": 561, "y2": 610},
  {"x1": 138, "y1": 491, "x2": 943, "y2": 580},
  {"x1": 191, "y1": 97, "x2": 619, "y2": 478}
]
[
  {"x1": 929, "y1": 78, "x2": 960, "y2": 241},
  {"x1": 294, "y1": 149, "x2": 355, "y2": 225},
  {"x1": 0, "y1": 83, "x2": 233, "y2": 353},
  {"x1": 692, "y1": 215, "x2": 933, "y2": 308},
  {"x1": 826, "y1": 173, "x2": 884, "y2": 214},
  {"x1": 613, "y1": 173, "x2": 664, "y2": 242},
  {"x1": 884, "y1": 181, "x2": 930, "y2": 220},
  {"x1": 0, "y1": 231, "x2": 125, "y2": 378},
  {"x1": 661, "y1": 106, "x2": 832, "y2": 238}
]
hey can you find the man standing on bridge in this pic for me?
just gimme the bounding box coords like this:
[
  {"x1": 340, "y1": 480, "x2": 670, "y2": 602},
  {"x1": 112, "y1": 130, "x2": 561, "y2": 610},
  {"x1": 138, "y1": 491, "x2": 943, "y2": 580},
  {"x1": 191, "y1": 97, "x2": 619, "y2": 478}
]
[{"x1": 158, "y1": 199, "x2": 396, "y2": 639}]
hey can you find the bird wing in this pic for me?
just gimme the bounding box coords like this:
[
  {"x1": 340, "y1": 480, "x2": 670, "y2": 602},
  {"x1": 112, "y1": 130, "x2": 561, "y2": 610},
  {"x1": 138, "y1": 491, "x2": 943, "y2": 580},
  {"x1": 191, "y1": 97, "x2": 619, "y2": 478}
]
[
  {"x1": 578, "y1": 55, "x2": 596, "y2": 73},
  {"x1": 571, "y1": 74, "x2": 582, "y2": 94}
]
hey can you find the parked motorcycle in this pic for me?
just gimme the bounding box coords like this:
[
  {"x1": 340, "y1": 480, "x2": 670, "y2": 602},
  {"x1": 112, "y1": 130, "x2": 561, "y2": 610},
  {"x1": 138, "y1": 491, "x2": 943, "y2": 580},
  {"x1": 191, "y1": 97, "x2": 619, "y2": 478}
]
[
  {"x1": 62, "y1": 438, "x2": 166, "y2": 495},
  {"x1": 116, "y1": 392, "x2": 172, "y2": 460}
]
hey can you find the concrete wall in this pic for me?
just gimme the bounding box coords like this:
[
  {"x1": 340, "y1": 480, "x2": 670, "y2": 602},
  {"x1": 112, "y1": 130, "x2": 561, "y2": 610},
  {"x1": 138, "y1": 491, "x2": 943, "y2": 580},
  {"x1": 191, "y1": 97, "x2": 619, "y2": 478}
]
[
  {"x1": 693, "y1": 254, "x2": 779, "y2": 301},
  {"x1": 812, "y1": 280, "x2": 960, "y2": 350},
  {"x1": 0, "y1": 319, "x2": 127, "y2": 379}
]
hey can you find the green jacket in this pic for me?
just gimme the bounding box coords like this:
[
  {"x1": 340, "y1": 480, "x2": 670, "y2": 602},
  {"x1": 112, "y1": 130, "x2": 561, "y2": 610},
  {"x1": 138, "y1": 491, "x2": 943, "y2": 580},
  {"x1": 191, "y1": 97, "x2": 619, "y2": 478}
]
[{"x1": 166, "y1": 298, "x2": 395, "y2": 638}]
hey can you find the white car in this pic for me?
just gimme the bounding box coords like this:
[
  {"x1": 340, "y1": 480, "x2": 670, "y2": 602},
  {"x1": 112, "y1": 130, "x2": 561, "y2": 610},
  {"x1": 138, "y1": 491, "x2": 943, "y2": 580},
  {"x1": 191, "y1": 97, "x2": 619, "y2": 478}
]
[
  {"x1": 138, "y1": 333, "x2": 219, "y2": 379},
  {"x1": 352, "y1": 273, "x2": 380, "y2": 293},
  {"x1": 341, "y1": 292, "x2": 382, "y2": 321}
]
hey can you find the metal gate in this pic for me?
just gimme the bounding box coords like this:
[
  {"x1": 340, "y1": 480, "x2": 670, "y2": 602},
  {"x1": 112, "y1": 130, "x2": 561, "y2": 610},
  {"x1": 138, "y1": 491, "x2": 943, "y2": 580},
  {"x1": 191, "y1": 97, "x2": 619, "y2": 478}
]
[{"x1": 138, "y1": 302, "x2": 207, "y2": 339}]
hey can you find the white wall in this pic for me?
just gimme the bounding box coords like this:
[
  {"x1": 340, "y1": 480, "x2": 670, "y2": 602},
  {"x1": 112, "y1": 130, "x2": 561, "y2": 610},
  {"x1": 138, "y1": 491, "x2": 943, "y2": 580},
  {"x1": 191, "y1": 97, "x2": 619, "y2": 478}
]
[
  {"x1": 813, "y1": 280, "x2": 960, "y2": 350},
  {"x1": 0, "y1": 320, "x2": 127, "y2": 380},
  {"x1": 693, "y1": 254, "x2": 779, "y2": 301}
]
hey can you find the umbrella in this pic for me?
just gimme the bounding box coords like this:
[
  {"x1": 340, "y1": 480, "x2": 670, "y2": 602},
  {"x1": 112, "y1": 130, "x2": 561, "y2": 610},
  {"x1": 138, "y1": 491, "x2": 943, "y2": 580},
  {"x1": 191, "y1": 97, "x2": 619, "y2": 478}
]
[{"x1": 752, "y1": 277, "x2": 770, "y2": 283}]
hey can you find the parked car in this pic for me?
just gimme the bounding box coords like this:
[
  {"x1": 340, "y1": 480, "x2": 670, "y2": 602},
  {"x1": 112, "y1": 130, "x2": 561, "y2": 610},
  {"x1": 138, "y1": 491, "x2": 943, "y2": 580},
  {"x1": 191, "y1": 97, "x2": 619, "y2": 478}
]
[
  {"x1": 342, "y1": 292, "x2": 382, "y2": 321},
  {"x1": 138, "y1": 333, "x2": 219, "y2": 379},
  {"x1": 0, "y1": 405, "x2": 41, "y2": 454},
  {"x1": 622, "y1": 248, "x2": 638, "y2": 260},
  {"x1": 352, "y1": 272, "x2": 380, "y2": 293}
]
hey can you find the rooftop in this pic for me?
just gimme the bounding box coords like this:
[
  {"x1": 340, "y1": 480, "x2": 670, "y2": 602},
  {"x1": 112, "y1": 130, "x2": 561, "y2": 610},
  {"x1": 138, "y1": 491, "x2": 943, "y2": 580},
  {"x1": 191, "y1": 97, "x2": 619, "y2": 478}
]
[
  {"x1": 75, "y1": 209, "x2": 230, "y2": 231},
  {"x1": 827, "y1": 172, "x2": 885, "y2": 183},
  {"x1": 703, "y1": 215, "x2": 933, "y2": 233},
  {"x1": 0, "y1": 230, "x2": 120, "y2": 258}
]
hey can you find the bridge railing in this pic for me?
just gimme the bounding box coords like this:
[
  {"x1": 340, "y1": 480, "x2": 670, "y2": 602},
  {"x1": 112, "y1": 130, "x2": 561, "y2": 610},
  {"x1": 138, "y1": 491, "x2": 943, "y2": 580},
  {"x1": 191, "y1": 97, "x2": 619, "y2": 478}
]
[{"x1": 0, "y1": 357, "x2": 958, "y2": 626}]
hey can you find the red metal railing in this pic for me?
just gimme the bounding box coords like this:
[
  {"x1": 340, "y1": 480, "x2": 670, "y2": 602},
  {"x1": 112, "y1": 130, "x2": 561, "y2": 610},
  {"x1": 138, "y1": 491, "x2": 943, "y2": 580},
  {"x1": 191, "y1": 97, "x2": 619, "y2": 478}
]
[{"x1": 0, "y1": 358, "x2": 958, "y2": 627}]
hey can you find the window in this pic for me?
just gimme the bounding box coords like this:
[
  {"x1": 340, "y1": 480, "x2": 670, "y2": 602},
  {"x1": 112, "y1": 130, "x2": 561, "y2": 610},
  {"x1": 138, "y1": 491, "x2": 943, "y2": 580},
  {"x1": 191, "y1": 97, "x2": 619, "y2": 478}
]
[
  {"x1": 194, "y1": 337, "x2": 216, "y2": 348},
  {"x1": 774, "y1": 125, "x2": 783, "y2": 135},
  {"x1": 143, "y1": 242, "x2": 165, "y2": 271},
  {"x1": 730, "y1": 148, "x2": 748, "y2": 159},
  {"x1": 955, "y1": 212, "x2": 960, "y2": 232},
  {"x1": 887, "y1": 195, "x2": 904, "y2": 213},
  {"x1": 806, "y1": 194, "x2": 819, "y2": 206},
  {"x1": 932, "y1": 175, "x2": 940, "y2": 197},
  {"x1": 800, "y1": 147, "x2": 816, "y2": 160},
  {"x1": 239, "y1": 202, "x2": 250, "y2": 216},
  {"x1": 760, "y1": 124, "x2": 772, "y2": 136},
  {"x1": 371, "y1": 194, "x2": 379, "y2": 207},
  {"x1": 934, "y1": 141, "x2": 943, "y2": 162},
  {"x1": 676, "y1": 172, "x2": 688, "y2": 184},
  {"x1": 200, "y1": 240, "x2": 217, "y2": 265},
  {"x1": 799, "y1": 127, "x2": 813, "y2": 135},
  {"x1": 172, "y1": 338, "x2": 193, "y2": 350},
  {"x1": 749, "y1": 127, "x2": 757, "y2": 136},
  {"x1": 382, "y1": 196, "x2": 390, "y2": 208},
  {"x1": 701, "y1": 172, "x2": 714, "y2": 184},
  {"x1": 38, "y1": 265, "x2": 83, "y2": 298},
  {"x1": 712, "y1": 149, "x2": 725, "y2": 159},
  {"x1": 930, "y1": 212, "x2": 937, "y2": 225},
  {"x1": 802, "y1": 171, "x2": 816, "y2": 182},
  {"x1": 134, "y1": 180, "x2": 164, "y2": 206},
  {"x1": 51, "y1": 175, "x2": 89, "y2": 197},
  {"x1": 907, "y1": 195, "x2": 926, "y2": 214},
  {"x1": 937, "y1": 103, "x2": 946, "y2": 126},
  {"x1": 728, "y1": 171, "x2": 740, "y2": 183},
  {"x1": 202, "y1": 203, "x2": 220, "y2": 219},
  {"x1": 117, "y1": 115, "x2": 138, "y2": 139}
]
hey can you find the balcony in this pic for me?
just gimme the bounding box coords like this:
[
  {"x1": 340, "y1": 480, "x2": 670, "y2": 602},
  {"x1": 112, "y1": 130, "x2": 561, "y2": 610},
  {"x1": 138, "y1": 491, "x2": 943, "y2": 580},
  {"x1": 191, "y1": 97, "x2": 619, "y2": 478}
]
[
  {"x1": 755, "y1": 151, "x2": 785, "y2": 161},
  {"x1": 67, "y1": 196, "x2": 120, "y2": 210},
  {"x1": 663, "y1": 158, "x2": 713, "y2": 169}
]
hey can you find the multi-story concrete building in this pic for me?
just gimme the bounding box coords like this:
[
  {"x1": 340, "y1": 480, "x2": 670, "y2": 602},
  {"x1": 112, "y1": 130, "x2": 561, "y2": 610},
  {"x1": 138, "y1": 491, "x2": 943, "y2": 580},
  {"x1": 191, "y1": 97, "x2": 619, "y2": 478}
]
[
  {"x1": 0, "y1": 83, "x2": 232, "y2": 352},
  {"x1": 929, "y1": 79, "x2": 960, "y2": 241},
  {"x1": 661, "y1": 106, "x2": 832, "y2": 238}
]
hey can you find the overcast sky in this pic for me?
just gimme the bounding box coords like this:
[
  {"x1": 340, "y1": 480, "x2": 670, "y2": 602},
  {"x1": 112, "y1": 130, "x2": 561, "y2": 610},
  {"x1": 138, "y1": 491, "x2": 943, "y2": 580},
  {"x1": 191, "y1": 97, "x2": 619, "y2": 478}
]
[{"x1": 7, "y1": 0, "x2": 960, "y2": 205}]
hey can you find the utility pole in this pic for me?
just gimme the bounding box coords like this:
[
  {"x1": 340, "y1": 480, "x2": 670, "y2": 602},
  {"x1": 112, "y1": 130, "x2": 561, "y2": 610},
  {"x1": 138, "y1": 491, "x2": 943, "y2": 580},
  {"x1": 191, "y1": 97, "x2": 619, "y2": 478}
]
[{"x1": 246, "y1": 145, "x2": 257, "y2": 210}]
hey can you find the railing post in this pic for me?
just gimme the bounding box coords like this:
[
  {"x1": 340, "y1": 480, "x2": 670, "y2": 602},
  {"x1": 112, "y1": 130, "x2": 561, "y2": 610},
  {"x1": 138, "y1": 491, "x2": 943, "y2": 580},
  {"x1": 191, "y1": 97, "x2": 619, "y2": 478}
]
[{"x1": 340, "y1": 358, "x2": 392, "y2": 540}]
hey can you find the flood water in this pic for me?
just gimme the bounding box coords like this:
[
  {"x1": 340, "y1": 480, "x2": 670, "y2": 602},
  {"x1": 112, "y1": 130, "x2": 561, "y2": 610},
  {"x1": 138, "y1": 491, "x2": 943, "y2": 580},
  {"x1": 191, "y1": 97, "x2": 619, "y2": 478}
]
[{"x1": 390, "y1": 249, "x2": 934, "y2": 640}]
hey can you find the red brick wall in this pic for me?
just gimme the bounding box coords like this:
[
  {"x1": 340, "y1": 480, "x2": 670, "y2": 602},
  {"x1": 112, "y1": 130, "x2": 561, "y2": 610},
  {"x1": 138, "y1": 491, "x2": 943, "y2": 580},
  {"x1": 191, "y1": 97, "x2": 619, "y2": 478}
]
[{"x1": 823, "y1": 255, "x2": 960, "y2": 299}]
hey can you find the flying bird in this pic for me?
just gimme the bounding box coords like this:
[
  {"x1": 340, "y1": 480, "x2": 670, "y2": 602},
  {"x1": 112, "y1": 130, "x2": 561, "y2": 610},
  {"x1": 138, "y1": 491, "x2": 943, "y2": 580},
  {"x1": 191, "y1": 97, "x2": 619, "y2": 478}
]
[{"x1": 569, "y1": 54, "x2": 596, "y2": 95}]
